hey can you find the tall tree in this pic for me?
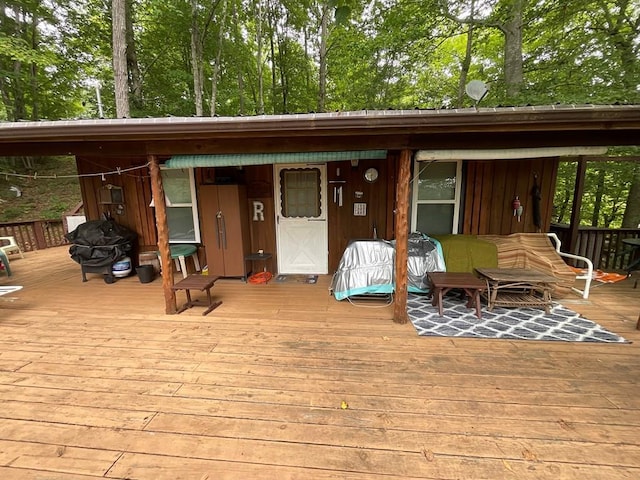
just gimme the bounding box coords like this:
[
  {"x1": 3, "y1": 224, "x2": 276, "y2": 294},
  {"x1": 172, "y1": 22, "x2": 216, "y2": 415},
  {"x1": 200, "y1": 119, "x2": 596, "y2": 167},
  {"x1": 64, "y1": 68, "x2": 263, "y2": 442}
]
[
  {"x1": 112, "y1": 0, "x2": 130, "y2": 118},
  {"x1": 317, "y1": 1, "x2": 330, "y2": 112},
  {"x1": 622, "y1": 161, "x2": 640, "y2": 228},
  {"x1": 125, "y1": 0, "x2": 143, "y2": 110},
  {"x1": 255, "y1": 0, "x2": 265, "y2": 114},
  {"x1": 210, "y1": 0, "x2": 228, "y2": 116},
  {"x1": 456, "y1": 2, "x2": 476, "y2": 107}
]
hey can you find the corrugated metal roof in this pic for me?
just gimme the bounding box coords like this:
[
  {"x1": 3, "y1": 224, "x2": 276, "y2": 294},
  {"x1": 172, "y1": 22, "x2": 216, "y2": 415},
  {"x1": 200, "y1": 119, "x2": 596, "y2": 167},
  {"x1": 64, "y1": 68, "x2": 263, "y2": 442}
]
[{"x1": 165, "y1": 150, "x2": 388, "y2": 168}]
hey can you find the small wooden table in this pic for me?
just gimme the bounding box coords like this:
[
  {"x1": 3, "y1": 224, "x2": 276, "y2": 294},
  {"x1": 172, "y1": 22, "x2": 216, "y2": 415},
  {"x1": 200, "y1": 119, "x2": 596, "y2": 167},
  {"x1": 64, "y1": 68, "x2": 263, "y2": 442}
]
[
  {"x1": 427, "y1": 272, "x2": 487, "y2": 319},
  {"x1": 475, "y1": 268, "x2": 558, "y2": 314},
  {"x1": 171, "y1": 274, "x2": 222, "y2": 316},
  {"x1": 243, "y1": 252, "x2": 273, "y2": 282}
]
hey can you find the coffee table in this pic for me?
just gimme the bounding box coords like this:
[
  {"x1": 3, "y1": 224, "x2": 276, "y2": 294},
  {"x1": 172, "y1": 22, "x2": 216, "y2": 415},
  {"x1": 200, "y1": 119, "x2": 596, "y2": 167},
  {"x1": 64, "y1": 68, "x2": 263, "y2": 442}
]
[
  {"x1": 171, "y1": 274, "x2": 222, "y2": 316},
  {"x1": 475, "y1": 268, "x2": 558, "y2": 314},
  {"x1": 427, "y1": 272, "x2": 487, "y2": 319}
]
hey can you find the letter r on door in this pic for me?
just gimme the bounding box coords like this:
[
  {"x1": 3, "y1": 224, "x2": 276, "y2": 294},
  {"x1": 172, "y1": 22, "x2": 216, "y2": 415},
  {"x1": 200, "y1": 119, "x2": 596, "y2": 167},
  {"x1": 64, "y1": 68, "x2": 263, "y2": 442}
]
[{"x1": 253, "y1": 201, "x2": 265, "y2": 221}]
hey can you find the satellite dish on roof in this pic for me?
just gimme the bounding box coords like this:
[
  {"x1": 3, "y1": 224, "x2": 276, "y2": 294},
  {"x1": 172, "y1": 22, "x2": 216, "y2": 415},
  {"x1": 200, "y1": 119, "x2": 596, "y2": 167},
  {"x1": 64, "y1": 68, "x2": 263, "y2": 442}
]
[{"x1": 465, "y1": 80, "x2": 489, "y2": 104}]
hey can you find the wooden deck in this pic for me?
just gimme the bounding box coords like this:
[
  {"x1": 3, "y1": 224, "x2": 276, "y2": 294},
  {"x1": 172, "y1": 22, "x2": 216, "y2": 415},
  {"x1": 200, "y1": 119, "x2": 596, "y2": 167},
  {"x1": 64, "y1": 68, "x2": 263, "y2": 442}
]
[{"x1": 1, "y1": 246, "x2": 639, "y2": 479}]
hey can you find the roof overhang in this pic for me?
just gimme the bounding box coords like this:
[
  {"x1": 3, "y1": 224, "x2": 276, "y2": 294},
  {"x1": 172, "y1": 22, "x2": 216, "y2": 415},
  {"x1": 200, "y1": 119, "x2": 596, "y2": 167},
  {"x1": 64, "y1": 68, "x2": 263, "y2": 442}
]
[{"x1": 0, "y1": 105, "x2": 638, "y2": 157}]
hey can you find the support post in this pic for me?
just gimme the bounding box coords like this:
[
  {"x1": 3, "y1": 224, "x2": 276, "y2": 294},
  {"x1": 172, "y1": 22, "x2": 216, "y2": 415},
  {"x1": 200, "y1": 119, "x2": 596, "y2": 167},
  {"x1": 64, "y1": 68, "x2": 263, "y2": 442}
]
[
  {"x1": 149, "y1": 155, "x2": 177, "y2": 314},
  {"x1": 393, "y1": 149, "x2": 412, "y2": 324}
]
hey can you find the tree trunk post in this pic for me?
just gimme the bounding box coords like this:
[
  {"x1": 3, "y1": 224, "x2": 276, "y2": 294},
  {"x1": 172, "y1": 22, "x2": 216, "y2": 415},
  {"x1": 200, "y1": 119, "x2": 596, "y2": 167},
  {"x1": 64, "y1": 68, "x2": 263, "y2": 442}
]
[
  {"x1": 393, "y1": 149, "x2": 411, "y2": 324},
  {"x1": 149, "y1": 155, "x2": 177, "y2": 314}
]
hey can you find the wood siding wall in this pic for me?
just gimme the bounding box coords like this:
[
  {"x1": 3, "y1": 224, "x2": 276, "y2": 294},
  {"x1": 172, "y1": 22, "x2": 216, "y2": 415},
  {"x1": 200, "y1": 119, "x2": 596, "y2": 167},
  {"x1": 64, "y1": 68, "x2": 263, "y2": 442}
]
[
  {"x1": 327, "y1": 159, "x2": 395, "y2": 272},
  {"x1": 76, "y1": 156, "x2": 158, "y2": 253},
  {"x1": 76, "y1": 154, "x2": 555, "y2": 275},
  {"x1": 462, "y1": 158, "x2": 559, "y2": 235},
  {"x1": 197, "y1": 161, "x2": 393, "y2": 274}
]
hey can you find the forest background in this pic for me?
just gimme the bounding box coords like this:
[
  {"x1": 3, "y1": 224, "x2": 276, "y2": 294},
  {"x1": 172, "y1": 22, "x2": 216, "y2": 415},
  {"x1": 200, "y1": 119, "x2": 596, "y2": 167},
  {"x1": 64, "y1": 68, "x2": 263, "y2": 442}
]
[{"x1": 0, "y1": 0, "x2": 638, "y2": 227}]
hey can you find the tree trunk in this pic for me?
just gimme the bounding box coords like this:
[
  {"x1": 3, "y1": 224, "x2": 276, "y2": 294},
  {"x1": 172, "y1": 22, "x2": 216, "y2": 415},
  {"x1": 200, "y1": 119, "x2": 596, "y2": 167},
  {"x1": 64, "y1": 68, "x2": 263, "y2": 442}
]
[
  {"x1": 267, "y1": 2, "x2": 277, "y2": 114},
  {"x1": 210, "y1": 0, "x2": 228, "y2": 117},
  {"x1": 125, "y1": 0, "x2": 144, "y2": 110},
  {"x1": 456, "y1": 1, "x2": 475, "y2": 108},
  {"x1": 622, "y1": 163, "x2": 640, "y2": 228},
  {"x1": 304, "y1": 27, "x2": 311, "y2": 111},
  {"x1": 556, "y1": 190, "x2": 571, "y2": 224},
  {"x1": 29, "y1": 9, "x2": 39, "y2": 120},
  {"x1": 191, "y1": 0, "x2": 204, "y2": 116},
  {"x1": 317, "y1": 3, "x2": 329, "y2": 113},
  {"x1": 256, "y1": 0, "x2": 264, "y2": 114},
  {"x1": 112, "y1": 0, "x2": 130, "y2": 118},
  {"x1": 591, "y1": 167, "x2": 605, "y2": 226},
  {"x1": 502, "y1": 0, "x2": 526, "y2": 99},
  {"x1": 232, "y1": 2, "x2": 245, "y2": 115}
]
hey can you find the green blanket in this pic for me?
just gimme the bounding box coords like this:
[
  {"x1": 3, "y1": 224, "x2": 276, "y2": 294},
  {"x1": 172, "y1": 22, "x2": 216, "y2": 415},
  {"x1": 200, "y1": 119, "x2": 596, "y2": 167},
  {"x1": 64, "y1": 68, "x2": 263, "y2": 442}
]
[{"x1": 432, "y1": 234, "x2": 498, "y2": 273}]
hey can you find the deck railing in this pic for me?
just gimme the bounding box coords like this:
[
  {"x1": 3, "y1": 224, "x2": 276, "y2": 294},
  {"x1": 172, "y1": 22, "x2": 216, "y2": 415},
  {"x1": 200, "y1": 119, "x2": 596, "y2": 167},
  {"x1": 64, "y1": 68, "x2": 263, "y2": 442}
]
[
  {"x1": 550, "y1": 224, "x2": 640, "y2": 271},
  {"x1": 0, "y1": 219, "x2": 68, "y2": 252}
]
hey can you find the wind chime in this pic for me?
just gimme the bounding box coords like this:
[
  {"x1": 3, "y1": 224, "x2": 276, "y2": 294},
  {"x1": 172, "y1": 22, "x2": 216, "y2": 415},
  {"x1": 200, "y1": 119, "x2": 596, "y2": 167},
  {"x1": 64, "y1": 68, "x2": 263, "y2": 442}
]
[{"x1": 512, "y1": 195, "x2": 524, "y2": 222}]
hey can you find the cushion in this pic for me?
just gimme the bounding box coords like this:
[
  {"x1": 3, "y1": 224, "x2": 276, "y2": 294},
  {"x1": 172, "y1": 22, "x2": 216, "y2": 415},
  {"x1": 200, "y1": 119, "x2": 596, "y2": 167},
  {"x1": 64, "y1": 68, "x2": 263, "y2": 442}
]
[{"x1": 480, "y1": 233, "x2": 576, "y2": 298}]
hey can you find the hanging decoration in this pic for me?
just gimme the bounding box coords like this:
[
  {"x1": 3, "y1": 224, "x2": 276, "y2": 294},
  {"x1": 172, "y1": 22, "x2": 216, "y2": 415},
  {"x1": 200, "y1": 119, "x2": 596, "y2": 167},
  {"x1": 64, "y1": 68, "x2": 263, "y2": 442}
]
[{"x1": 512, "y1": 196, "x2": 523, "y2": 222}]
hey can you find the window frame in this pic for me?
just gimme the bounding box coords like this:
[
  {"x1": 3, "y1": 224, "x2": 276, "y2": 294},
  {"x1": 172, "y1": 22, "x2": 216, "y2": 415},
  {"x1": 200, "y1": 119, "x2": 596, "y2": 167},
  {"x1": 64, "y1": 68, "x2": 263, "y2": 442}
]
[
  {"x1": 411, "y1": 159, "x2": 462, "y2": 235},
  {"x1": 160, "y1": 167, "x2": 201, "y2": 244}
]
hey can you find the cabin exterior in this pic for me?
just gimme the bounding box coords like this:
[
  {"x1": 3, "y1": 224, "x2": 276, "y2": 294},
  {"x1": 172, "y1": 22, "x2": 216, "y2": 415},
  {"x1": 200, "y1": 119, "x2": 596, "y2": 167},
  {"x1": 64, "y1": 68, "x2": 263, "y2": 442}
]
[
  {"x1": 73, "y1": 150, "x2": 567, "y2": 276},
  {"x1": 2, "y1": 105, "x2": 639, "y2": 318}
]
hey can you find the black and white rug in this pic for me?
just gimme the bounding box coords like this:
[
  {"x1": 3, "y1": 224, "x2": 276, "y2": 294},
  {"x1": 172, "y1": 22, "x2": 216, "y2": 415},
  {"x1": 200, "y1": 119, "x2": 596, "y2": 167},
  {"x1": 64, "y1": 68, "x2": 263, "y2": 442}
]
[{"x1": 407, "y1": 294, "x2": 628, "y2": 343}]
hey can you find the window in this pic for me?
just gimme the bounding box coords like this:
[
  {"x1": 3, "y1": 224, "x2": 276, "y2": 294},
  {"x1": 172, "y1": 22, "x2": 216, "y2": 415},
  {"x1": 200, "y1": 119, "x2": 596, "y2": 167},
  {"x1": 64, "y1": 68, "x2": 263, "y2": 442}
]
[
  {"x1": 279, "y1": 168, "x2": 322, "y2": 218},
  {"x1": 161, "y1": 168, "x2": 200, "y2": 243},
  {"x1": 412, "y1": 160, "x2": 462, "y2": 235}
]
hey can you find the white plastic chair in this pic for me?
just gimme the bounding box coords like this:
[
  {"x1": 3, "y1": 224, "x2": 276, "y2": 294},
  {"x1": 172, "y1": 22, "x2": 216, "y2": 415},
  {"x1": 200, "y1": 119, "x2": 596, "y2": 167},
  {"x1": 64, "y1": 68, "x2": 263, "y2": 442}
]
[
  {"x1": 0, "y1": 236, "x2": 24, "y2": 259},
  {"x1": 547, "y1": 233, "x2": 593, "y2": 299}
]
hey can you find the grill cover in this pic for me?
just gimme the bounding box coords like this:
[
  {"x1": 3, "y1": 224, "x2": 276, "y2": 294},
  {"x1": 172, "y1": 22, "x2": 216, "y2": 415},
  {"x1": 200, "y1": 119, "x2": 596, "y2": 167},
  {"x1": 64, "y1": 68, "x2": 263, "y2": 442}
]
[
  {"x1": 331, "y1": 239, "x2": 395, "y2": 301},
  {"x1": 405, "y1": 232, "x2": 446, "y2": 292},
  {"x1": 65, "y1": 219, "x2": 137, "y2": 267},
  {"x1": 330, "y1": 233, "x2": 446, "y2": 300}
]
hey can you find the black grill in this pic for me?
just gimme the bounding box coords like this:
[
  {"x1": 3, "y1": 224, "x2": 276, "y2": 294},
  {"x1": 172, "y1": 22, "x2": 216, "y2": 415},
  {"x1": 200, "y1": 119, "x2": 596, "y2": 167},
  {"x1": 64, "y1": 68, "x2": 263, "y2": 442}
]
[{"x1": 65, "y1": 219, "x2": 137, "y2": 283}]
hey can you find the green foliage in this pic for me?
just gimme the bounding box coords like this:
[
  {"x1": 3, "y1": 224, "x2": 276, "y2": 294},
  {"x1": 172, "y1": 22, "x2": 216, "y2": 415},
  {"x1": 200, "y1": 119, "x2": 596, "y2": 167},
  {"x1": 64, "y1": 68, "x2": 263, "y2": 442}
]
[
  {"x1": 0, "y1": 0, "x2": 637, "y2": 223},
  {"x1": 553, "y1": 158, "x2": 640, "y2": 228},
  {"x1": 0, "y1": 156, "x2": 82, "y2": 222}
]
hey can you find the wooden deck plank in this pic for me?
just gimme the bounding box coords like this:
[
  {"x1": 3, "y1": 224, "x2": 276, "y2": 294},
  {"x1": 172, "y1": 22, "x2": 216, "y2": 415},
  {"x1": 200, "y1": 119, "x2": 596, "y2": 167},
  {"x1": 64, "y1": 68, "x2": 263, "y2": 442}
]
[
  {"x1": 0, "y1": 246, "x2": 639, "y2": 479},
  {"x1": 2, "y1": 419, "x2": 639, "y2": 479},
  {"x1": 0, "y1": 439, "x2": 120, "y2": 476}
]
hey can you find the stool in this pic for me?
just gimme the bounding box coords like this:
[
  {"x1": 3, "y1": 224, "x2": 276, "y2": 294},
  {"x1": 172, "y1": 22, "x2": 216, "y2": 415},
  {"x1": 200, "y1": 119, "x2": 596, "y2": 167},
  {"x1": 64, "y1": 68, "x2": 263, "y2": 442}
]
[
  {"x1": 171, "y1": 274, "x2": 222, "y2": 315},
  {"x1": 159, "y1": 244, "x2": 201, "y2": 279}
]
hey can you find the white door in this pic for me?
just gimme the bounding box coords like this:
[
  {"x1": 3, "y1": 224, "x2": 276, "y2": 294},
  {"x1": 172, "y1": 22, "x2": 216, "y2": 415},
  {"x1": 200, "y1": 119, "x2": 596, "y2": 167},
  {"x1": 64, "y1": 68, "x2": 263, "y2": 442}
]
[{"x1": 275, "y1": 164, "x2": 328, "y2": 274}]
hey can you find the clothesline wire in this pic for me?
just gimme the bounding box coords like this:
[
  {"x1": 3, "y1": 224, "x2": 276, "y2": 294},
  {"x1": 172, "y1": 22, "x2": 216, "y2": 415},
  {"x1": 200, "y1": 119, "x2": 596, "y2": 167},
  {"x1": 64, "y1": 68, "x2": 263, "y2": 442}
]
[{"x1": 0, "y1": 162, "x2": 150, "y2": 180}]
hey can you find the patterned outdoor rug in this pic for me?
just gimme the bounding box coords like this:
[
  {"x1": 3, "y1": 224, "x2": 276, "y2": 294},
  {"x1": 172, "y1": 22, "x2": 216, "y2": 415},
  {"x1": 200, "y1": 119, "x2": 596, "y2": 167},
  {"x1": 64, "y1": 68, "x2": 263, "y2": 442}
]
[{"x1": 407, "y1": 293, "x2": 628, "y2": 343}]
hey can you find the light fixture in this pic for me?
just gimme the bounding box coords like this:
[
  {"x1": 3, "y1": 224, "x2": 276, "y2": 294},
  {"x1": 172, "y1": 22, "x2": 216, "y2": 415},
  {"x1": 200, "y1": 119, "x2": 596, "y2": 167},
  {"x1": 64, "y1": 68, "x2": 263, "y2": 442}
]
[{"x1": 364, "y1": 167, "x2": 379, "y2": 183}]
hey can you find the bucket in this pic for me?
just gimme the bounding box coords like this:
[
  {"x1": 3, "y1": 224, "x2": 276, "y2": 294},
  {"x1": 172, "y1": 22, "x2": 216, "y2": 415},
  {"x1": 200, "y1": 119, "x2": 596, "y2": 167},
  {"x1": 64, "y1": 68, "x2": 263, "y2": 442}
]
[
  {"x1": 112, "y1": 256, "x2": 132, "y2": 278},
  {"x1": 136, "y1": 264, "x2": 155, "y2": 283}
]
